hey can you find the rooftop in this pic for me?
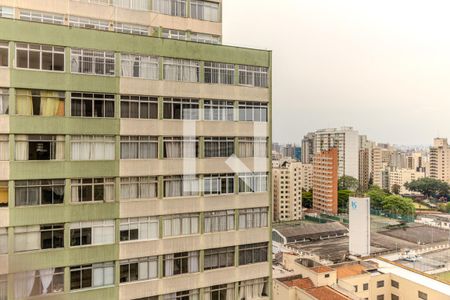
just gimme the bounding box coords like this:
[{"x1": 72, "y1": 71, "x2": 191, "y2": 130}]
[
  {"x1": 274, "y1": 221, "x2": 348, "y2": 242},
  {"x1": 281, "y1": 277, "x2": 315, "y2": 289},
  {"x1": 311, "y1": 266, "x2": 335, "y2": 274},
  {"x1": 305, "y1": 286, "x2": 351, "y2": 300},
  {"x1": 334, "y1": 263, "x2": 367, "y2": 279}
]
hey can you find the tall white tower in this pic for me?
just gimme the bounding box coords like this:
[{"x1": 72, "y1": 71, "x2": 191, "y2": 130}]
[{"x1": 349, "y1": 197, "x2": 371, "y2": 256}]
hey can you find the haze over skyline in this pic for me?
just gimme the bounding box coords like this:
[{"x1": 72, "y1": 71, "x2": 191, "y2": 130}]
[{"x1": 223, "y1": 0, "x2": 450, "y2": 146}]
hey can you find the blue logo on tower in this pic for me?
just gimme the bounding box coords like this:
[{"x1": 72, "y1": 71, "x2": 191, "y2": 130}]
[{"x1": 351, "y1": 200, "x2": 357, "y2": 210}]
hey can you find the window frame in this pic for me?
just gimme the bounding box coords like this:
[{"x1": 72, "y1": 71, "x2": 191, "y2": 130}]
[
  {"x1": 204, "y1": 62, "x2": 234, "y2": 85},
  {"x1": 15, "y1": 179, "x2": 65, "y2": 206},
  {"x1": 0, "y1": 41, "x2": 9, "y2": 67},
  {"x1": 119, "y1": 256, "x2": 158, "y2": 283},
  {"x1": 70, "y1": 48, "x2": 115, "y2": 76},
  {"x1": 120, "y1": 216, "x2": 159, "y2": 242},
  {"x1": 204, "y1": 246, "x2": 235, "y2": 270},
  {"x1": 238, "y1": 243, "x2": 268, "y2": 266},
  {"x1": 120, "y1": 136, "x2": 158, "y2": 159},
  {"x1": 204, "y1": 137, "x2": 235, "y2": 158},
  {"x1": 120, "y1": 95, "x2": 158, "y2": 119},
  {"x1": 71, "y1": 178, "x2": 115, "y2": 203},
  {"x1": 70, "y1": 92, "x2": 115, "y2": 118},
  {"x1": 203, "y1": 174, "x2": 234, "y2": 196},
  {"x1": 15, "y1": 43, "x2": 65, "y2": 72}
]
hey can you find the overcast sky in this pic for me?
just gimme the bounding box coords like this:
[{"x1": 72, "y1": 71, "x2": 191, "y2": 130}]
[{"x1": 222, "y1": 0, "x2": 450, "y2": 146}]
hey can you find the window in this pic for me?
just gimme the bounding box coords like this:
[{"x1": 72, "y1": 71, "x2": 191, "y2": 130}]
[
  {"x1": 0, "y1": 7, "x2": 14, "y2": 18},
  {"x1": 71, "y1": 178, "x2": 115, "y2": 203},
  {"x1": 163, "y1": 58, "x2": 199, "y2": 82},
  {"x1": 163, "y1": 137, "x2": 199, "y2": 158},
  {"x1": 238, "y1": 102, "x2": 268, "y2": 122},
  {"x1": 120, "y1": 256, "x2": 158, "y2": 283},
  {"x1": 120, "y1": 177, "x2": 158, "y2": 200},
  {"x1": 238, "y1": 65, "x2": 269, "y2": 87},
  {"x1": 238, "y1": 208, "x2": 268, "y2": 229},
  {"x1": 363, "y1": 283, "x2": 369, "y2": 290},
  {"x1": 16, "y1": 43, "x2": 65, "y2": 71},
  {"x1": 161, "y1": 29, "x2": 187, "y2": 40},
  {"x1": 120, "y1": 217, "x2": 159, "y2": 241},
  {"x1": 70, "y1": 220, "x2": 115, "y2": 246},
  {"x1": 377, "y1": 296, "x2": 384, "y2": 300},
  {"x1": 203, "y1": 174, "x2": 234, "y2": 196},
  {"x1": 71, "y1": 48, "x2": 115, "y2": 76},
  {"x1": 163, "y1": 252, "x2": 199, "y2": 276},
  {"x1": 239, "y1": 243, "x2": 268, "y2": 265},
  {"x1": 391, "y1": 294, "x2": 399, "y2": 300},
  {"x1": 115, "y1": 23, "x2": 149, "y2": 35},
  {"x1": 164, "y1": 290, "x2": 199, "y2": 300},
  {"x1": 121, "y1": 95, "x2": 158, "y2": 119},
  {"x1": 163, "y1": 175, "x2": 199, "y2": 197},
  {"x1": 16, "y1": 89, "x2": 65, "y2": 116},
  {"x1": 70, "y1": 262, "x2": 114, "y2": 290},
  {"x1": 120, "y1": 136, "x2": 158, "y2": 159},
  {"x1": 163, "y1": 98, "x2": 199, "y2": 120},
  {"x1": 391, "y1": 280, "x2": 399, "y2": 288},
  {"x1": 15, "y1": 135, "x2": 65, "y2": 161},
  {"x1": 14, "y1": 268, "x2": 64, "y2": 298},
  {"x1": 418, "y1": 291, "x2": 427, "y2": 300},
  {"x1": 14, "y1": 224, "x2": 64, "y2": 252},
  {"x1": 190, "y1": 0, "x2": 219, "y2": 22},
  {"x1": 190, "y1": 33, "x2": 220, "y2": 44},
  {"x1": 20, "y1": 10, "x2": 64, "y2": 24},
  {"x1": 0, "y1": 228, "x2": 7, "y2": 254},
  {"x1": 0, "y1": 275, "x2": 5, "y2": 300},
  {"x1": 121, "y1": 54, "x2": 159, "y2": 80},
  {"x1": 71, "y1": 135, "x2": 115, "y2": 160},
  {"x1": 354, "y1": 285, "x2": 358, "y2": 292},
  {"x1": 204, "y1": 62, "x2": 234, "y2": 84},
  {"x1": 71, "y1": 92, "x2": 115, "y2": 118},
  {"x1": 112, "y1": 0, "x2": 150, "y2": 11},
  {"x1": 163, "y1": 214, "x2": 199, "y2": 237},
  {"x1": 0, "y1": 135, "x2": 8, "y2": 161},
  {"x1": 204, "y1": 210, "x2": 235, "y2": 233},
  {"x1": 205, "y1": 284, "x2": 235, "y2": 300},
  {"x1": 15, "y1": 180, "x2": 65, "y2": 206},
  {"x1": 0, "y1": 41, "x2": 8, "y2": 67},
  {"x1": 69, "y1": 16, "x2": 109, "y2": 30},
  {"x1": 153, "y1": 0, "x2": 186, "y2": 17},
  {"x1": 204, "y1": 247, "x2": 235, "y2": 270},
  {"x1": 204, "y1": 100, "x2": 233, "y2": 121},
  {"x1": 238, "y1": 278, "x2": 268, "y2": 300},
  {"x1": 238, "y1": 137, "x2": 267, "y2": 157},
  {"x1": 377, "y1": 280, "x2": 384, "y2": 288},
  {"x1": 205, "y1": 137, "x2": 234, "y2": 158},
  {"x1": 238, "y1": 173, "x2": 268, "y2": 193}
]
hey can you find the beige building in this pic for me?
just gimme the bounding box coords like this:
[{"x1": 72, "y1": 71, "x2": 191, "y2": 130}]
[
  {"x1": 371, "y1": 147, "x2": 384, "y2": 189},
  {"x1": 387, "y1": 168, "x2": 425, "y2": 194},
  {"x1": 313, "y1": 148, "x2": 338, "y2": 215},
  {"x1": 429, "y1": 138, "x2": 450, "y2": 183},
  {"x1": 273, "y1": 253, "x2": 450, "y2": 300},
  {"x1": 0, "y1": 1, "x2": 272, "y2": 299},
  {"x1": 273, "y1": 160, "x2": 312, "y2": 221}
]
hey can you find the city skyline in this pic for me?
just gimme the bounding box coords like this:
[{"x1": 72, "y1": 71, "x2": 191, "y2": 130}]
[{"x1": 223, "y1": 0, "x2": 450, "y2": 145}]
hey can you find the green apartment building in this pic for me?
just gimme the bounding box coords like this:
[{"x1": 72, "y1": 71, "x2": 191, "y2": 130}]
[{"x1": 0, "y1": 1, "x2": 272, "y2": 300}]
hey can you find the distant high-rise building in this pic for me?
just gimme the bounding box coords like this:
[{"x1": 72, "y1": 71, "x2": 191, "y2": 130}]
[
  {"x1": 388, "y1": 167, "x2": 425, "y2": 194},
  {"x1": 304, "y1": 127, "x2": 360, "y2": 179},
  {"x1": 313, "y1": 148, "x2": 338, "y2": 215},
  {"x1": 371, "y1": 147, "x2": 384, "y2": 188},
  {"x1": 359, "y1": 148, "x2": 370, "y2": 191},
  {"x1": 301, "y1": 132, "x2": 315, "y2": 164},
  {"x1": 273, "y1": 160, "x2": 306, "y2": 221},
  {"x1": 429, "y1": 138, "x2": 450, "y2": 183}
]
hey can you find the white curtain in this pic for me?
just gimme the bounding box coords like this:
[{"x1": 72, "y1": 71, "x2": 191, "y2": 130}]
[
  {"x1": 165, "y1": 141, "x2": 181, "y2": 158},
  {"x1": 140, "y1": 181, "x2": 156, "y2": 199},
  {"x1": 163, "y1": 219, "x2": 172, "y2": 237},
  {"x1": 172, "y1": 218, "x2": 180, "y2": 236},
  {"x1": 165, "y1": 179, "x2": 181, "y2": 197},
  {"x1": 148, "y1": 259, "x2": 157, "y2": 279},
  {"x1": 15, "y1": 135, "x2": 29, "y2": 161},
  {"x1": 121, "y1": 56, "x2": 133, "y2": 77},
  {"x1": 0, "y1": 138, "x2": 8, "y2": 161},
  {"x1": 182, "y1": 216, "x2": 190, "y2": 235},
  {"x1": 39, "y1": 268, "x2": 55, "y2": 294},
  {"x1": 164, "y1": 254, "x2": 174, "y2": 276},
  {"x1": 56, "y1": 135, "x2": 65, "y2": 160},
  {"x1": 14, "y1": 226, "x2": 40, "y2": 252},
  {"x1": 204, "y1": 217, "x2": 212, "y2": 233},
  {"x1": 0, "y1": 276, "x2": 7, "y2": 300},
  {"x1": 226, "y1": 284, "x2": 235, "y2": 300},
  {"x1": 71, "y1": 184, "x2": 79, "y2": 203},
  {"x1": 14, "y1": 271, "x2": 35, "y2": 299},
  {"x1": 148, "y1": 220, "x2": 158, "y2": 239},
  {"x1": 138, "y1": 261, "x2": 149, "y2": 280},
  {"x1": 104, "y1": 182, "x2": 115, "y2": 202},
  {"x1": 0, "y1": 92, "x2": 8, "y2": 115},
  {"x1": 188, "y1": 252, "x2": 198, "y2": 273},
  {"x1": 227, "y1": 214, "x2": 235, "y2": 231},
  {"x1": 71, "y1": 55, "x2": 80, "y2": 73}
]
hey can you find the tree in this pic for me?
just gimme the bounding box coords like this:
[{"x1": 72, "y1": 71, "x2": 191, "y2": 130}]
[
  {"x1": 405, "y1": 178, "x2": 450, "y2": 198},
  {"x1": 438, "y1": 202, "x2": 450, "y2": 213},
  {"x1": 391, "y1": 184, "x2": 401, "y2": 195},
  {"x1": 367, "y1": 186, "x2": 386, "y2": 209},
  {"x1": 302, "y1": 190, "x2": 313, "y2": 208},
  {"x1": 382, "y1": 195, "x2": 415, "y2": 216},
  {"x1": 338, "y1": 176, "x2": 359, "y2": 191},
  {"x1": 338, "y1": 190, "x2": 353, "y2": 213}
]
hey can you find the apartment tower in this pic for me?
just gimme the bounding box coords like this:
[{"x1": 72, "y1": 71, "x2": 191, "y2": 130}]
[
  {"x1": 429, "y1": 138, "x2": 450, "y2": 183},
  {"x1": 0, "y1": 1, "x2": 272, "y2": 300},
  {"x1": 312, "y1": 148, "x2": 338, "y2": 215},
  {"x1": 272, "y1": 160, "x2": 309, "y2": 222}
]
